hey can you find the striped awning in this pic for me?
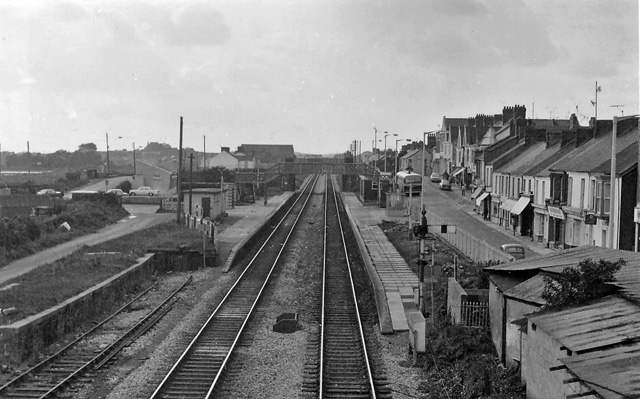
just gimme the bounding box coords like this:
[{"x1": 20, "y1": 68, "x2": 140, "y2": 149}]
[
  {"x1": 452, "y1": 168, "x2": 465, "y2": 177},
  {"x1": 510, "y1": 197, "x2": 531, "y2": 215},
  {"x1": 500, "y1": 199, "x2": 517, "y2": 212},
  {"x1": 548, "y1": 206, "x2": 565, "y2": 220},
  {"x1": 471, "y1": 187, "x2": 484, "y2": 199},
  {"x1": 476, "y1": 192, "x2": 490, "y2": 206}
]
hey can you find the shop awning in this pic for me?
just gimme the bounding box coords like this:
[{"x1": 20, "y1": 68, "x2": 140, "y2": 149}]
[
  {"x1": 500, "y1": 199, "x2": 517, "y2": 212},
  {"x1": 471, "y1": 187, "x2": 484, "y2": 199},
  {"x1": 476, "y1": 192, "x2": 490, "y2": 206},
  {"x1": 452, "y1": 168, "x2": 465, "y2": 177},
  {"x1": 548, "y1": 206, "x2": 565, "y2": 220},
  {"x1": 510, "y1": 197, "x2": 531, "y2": 215}
]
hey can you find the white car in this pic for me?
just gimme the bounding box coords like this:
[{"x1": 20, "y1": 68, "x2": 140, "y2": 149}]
[
  {"x1": 36, "y1": 188, "x2": 63, "y2": 197},
  {"x1": 129, "y1": 186, "x2": 159, "y2": 196}
]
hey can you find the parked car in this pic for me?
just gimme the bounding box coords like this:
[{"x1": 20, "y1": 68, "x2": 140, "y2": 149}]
[
  {"x1": 430, "y1": 173, "x2": 441, "y2": 183},
  {"x1": 106, "y1": 189, "x2": 128, "y2": 196},
  {"x1": 501, "y1": 244, "x2": 526, "y2": 260},
  {"x1": 439, "y1": 179, "x2": 452, "y2": 190},
  {"x1": 129, "y1": 186, "x2": 160, "y2": 196},
  {"x1": 36, "y1": 188, "x2": 63, "y2": 198}
]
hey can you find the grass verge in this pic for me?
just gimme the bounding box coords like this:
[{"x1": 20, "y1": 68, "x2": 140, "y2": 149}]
[{"x1": 380, "y1": 220, "x2": 525, "y2": 399}]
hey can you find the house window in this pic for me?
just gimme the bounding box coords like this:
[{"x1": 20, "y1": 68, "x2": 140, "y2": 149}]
[
  {"x1": 372, "y1": 181, "x2": 379, "y2": 190},
  {"x1": 580, "y1": 179, "x2": 585, "y2": 209},
  {"x1": 603, "y1": 182, "x2": 611, "y2": 215},
  {"x1": 590, "y1": 180, "x2": 596, "y2": 210},
  {"x1": 542, "y1": 181, "x2": 546, "y2": 199},
  {"x1": 595, "y1": 181, "x2": 603, "y2": 213},
  {"x1": 567, "y1": 177, "x2": 573, "y2": 206}
]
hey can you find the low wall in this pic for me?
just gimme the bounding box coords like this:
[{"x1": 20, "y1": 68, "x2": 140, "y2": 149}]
[
  {"x1": 0, "y1": 251, "x2": 201, "y2": 364},
  {"x1": 222, "y1": 192, "x2": 298, "y2": 272}
]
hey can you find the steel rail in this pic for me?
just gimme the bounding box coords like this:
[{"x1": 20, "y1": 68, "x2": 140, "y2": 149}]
[
  {"x1": 318, "y1": 174, "x2": 377, "y2": 398},
  {"x1": 0, "y1": 281, "x2": 159, "y2": 394},
  {"x1": 149, "y1": 175, "x2": 319, "y2": 399},
  {"x1": 0, "y1": 277, "x2": 190, "y2": 399}
]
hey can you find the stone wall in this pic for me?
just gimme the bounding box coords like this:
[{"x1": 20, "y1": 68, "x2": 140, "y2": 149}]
[{"x1": 0, "y1": 251, "x2": 202, "y2": 364}]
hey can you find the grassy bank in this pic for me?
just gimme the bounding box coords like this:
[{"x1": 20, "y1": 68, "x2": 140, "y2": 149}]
[{"x1": 380, "y1": 220, "x2": 525, "y2": 399}]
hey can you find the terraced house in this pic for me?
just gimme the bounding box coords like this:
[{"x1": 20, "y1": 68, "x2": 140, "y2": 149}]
[{"x1": 433, "y1": 107, "x2": 640, "y2": 251}]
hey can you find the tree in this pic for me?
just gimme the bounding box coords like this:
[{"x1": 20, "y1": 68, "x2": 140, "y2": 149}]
[
  {"x1": 78, "y1": 143, "x2": 97, "y2": 152},
  {"x1": 541, "y1": 258, "x2": 624, "y2": 307}
]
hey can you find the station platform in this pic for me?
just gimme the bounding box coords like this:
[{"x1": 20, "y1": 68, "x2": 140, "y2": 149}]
[{"x1": 341, "y1": 193, "x2": 420, "y2": 334}]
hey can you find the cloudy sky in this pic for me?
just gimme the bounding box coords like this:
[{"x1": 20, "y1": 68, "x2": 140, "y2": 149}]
[{"x1": 0, "y1": 0, "x2": 638, "y2": 155}]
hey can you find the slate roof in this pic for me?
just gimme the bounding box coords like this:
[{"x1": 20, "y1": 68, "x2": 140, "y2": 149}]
[
  {"x1": 590, "y1": 141, "x2": 638, "y2": 175},
  {"x1": 549, "y1": 126, "x2": 638, "y2": 173},
  {"x1": 400, "y1": 149, "x2": 422, "y2": 159},
  {"x1": 495, "y1": 141, "x2": 547, "y2": 175},
  {"x1": 529, "y1": 141, "x2": 579, "y2": 177}
]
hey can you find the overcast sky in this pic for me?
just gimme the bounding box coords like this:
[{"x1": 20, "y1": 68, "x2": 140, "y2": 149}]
[{"x1": 0, "y1": 0, "x2": 638, "y2": 155}]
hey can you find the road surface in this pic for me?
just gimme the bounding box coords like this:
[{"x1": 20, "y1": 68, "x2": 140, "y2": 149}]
[{"x1": 0, "y1": 205, "x2": 172, "y2": 286}]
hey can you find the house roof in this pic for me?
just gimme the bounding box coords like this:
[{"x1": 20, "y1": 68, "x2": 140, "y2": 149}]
[
  {"x1": 529, "y1": 141, "x2": 579, "y2": 177},
  {"x1": 558, "y1": 342, "x2": 640, "y2": 399},
  {"x1": 549, "y1": 126, "x2": 638, "y2": 173},
  {"x1": 590, "y1": 141, "x2": 638, "y2": 175},
  {"x1": 238, "y1": 144, "x2": 294, "y2": 158},
  {"x1": 494, "y1": 141, "x2": 547, "y2": 175},
  {"x1": 400, "y1": 149, "x2": 422, "y2": 159},
  {"x1": 528, "y1": 295, "x2": 640, "y2": 354}
]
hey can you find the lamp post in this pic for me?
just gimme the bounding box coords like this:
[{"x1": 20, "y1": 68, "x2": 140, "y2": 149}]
[
  {"x1": 374, "y1": 127, "x2": 378, "y2": 155},
  {"x1": 384, "y1": 132, "x2": 397, "y2": 173}
]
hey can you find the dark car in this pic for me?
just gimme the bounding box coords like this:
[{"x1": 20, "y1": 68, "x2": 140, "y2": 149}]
[
  {"x1": 501, "y1": 244, "x2": 525, "y2": 260},
  {"x1": 439, "y1": 179, "x2": 452, "y2": 191}
]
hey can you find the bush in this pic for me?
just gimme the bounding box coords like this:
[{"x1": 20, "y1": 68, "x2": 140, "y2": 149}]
[{"x1": 542, "y1": 258, "x2": 624, "y2": 307}]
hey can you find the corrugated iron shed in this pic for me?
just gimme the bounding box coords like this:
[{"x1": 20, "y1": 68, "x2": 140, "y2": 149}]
[
  {"x1": 484, "y1": 246, "x2": 614, "y2": 272},
  {"x1": 559, "y1": 342, "x2": 640, "y2": 399},
  {"x1": 503, "y1": 273, "x2": 547, "y2": 305},
  {"x1": 528, "y1": 296, "x2": 640, "y2": 354}
]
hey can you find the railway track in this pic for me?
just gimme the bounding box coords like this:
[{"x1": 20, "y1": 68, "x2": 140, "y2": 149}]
[
  {"x1": 316, "y1": 175, "x2": 389, "y2": 398},
  {"x1": 149, "y1": 175, "x2": 319, "y2": 399},
  {"x1": 0, "y1": 277, "x2": 191, "y2": 399}
]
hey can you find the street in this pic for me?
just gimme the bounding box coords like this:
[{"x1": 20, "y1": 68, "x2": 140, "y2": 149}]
[{"x1": 422, "y1": 180, "x2": 550, "y2": 259}]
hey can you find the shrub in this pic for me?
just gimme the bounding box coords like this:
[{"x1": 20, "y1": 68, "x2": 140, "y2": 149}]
[{"x1": 542, "y1": 258, "x2": 624, "y2": 307}]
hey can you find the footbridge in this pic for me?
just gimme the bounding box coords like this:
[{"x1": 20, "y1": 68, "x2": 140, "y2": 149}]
[{"x1": 235, "y1": 161, "x2": 388, "y2": 184}]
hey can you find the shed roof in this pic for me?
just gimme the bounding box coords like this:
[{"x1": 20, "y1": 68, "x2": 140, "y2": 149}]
[
  {"x1": 559, "y1": 342, "x2": 640, "y2": 399},
  {"x1": 503, "y1": 273, "x2": 547, "y2": 305},
  {"x1": 528, "y1": 296, "x2": 640, "y2": 353}
]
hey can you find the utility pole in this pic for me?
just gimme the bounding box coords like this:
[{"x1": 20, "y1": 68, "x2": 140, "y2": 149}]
[
  {"x1": 177, "y1": 117, "x2": 183, "y2": 225},
  {"x1": 106, "y1": 133, "x2": 110, "y2": 176},
  {"x1": 189, "y1": 153, "x2": 194, "y2": 216},
  {"x1": 133, "y1": 142, "x2": 136, "y2": 175}
]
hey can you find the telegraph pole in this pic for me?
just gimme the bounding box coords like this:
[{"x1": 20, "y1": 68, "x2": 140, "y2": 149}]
[
  {"x1": 189, "y1": 153, "x2": 194, "y2": 216},
  {"x1": 106, "y1": 133, "x2": 110, "y2": 175},
  {"x1": 177, "y1": 117, "x2": 183, "y2": 225}
]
